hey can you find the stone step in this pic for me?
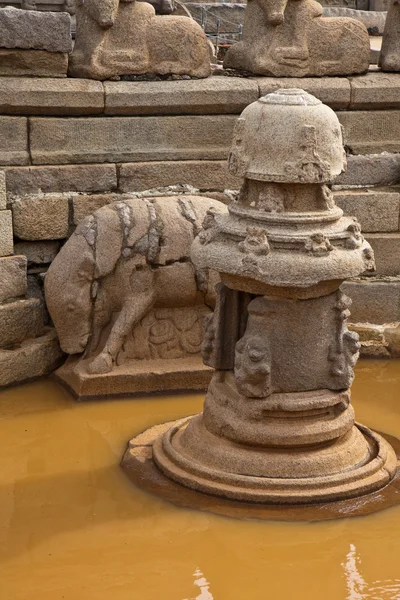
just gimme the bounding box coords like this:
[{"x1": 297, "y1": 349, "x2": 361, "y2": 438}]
[
  {"x1": 334, "y1": 188, "x2": 400, "y2": 233},
  {"x1": 343, "y1": 279, "x2": 400, "y2": 324},
  {"x1": 366, "y1": 233, "x2": 400, "y2": 276},
  {"x1": 334, "y1": 153, "x2": 400, "y2": 188},
  {"x1": 0, "y1": 328, "x2": 64, "y2": 388},
  {"x1": 0, "y1": 255, "x2": 27, "y2": 303},
  {"x1": 0, "y1": 297, "x2": 44, "y2": 348}
]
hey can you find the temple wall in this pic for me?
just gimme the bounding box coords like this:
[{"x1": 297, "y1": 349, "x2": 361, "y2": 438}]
[{"x1": 0, "y1": 70, "x2": 400, "y2": 387}]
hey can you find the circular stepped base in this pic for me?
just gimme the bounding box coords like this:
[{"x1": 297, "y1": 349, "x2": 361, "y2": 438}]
[{"x1": 121, "y1": 418, "x2": 400, "y2": 521}]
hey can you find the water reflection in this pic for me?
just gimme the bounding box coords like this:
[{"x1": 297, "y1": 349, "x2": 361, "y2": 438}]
[
  {"x1": 343, "y1": 544, "x2": 400, "y2": 600},
  {"x1": 184, "y1": 568, "x2": 214, "y2": 600}
]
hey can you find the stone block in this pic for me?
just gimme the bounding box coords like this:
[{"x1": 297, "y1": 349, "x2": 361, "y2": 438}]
[
  {"x1": 0, "y1": 170, "x2": 5, "y2": 209},
  {"x1": 11, "y1": 194, "x2": 69, "y2": 240},
  {"x1": 0, "y1": 255, "x2": 27, "y2": 303},
  {"x1": 366, "y1": 233, "x2": 400, "y2": 276},
  {"x1": 119, "y1": 160, "x2": 241, "y2": 193},
  {"x1": 322, "y1": 8, "x2": 387, "y2": 33},
  {"x1": 343, "y1": 279, "x2": 400, "y2": 323},
  {"x1": 257, "y1": 77, "x2": 351, "y2": 109},
  {"x1": 334, "y1": 188, "x2": 400, "y2": 232},
  {"x1": 349, "y1": 72, "x2": 400, "y2": 109},
  {"x1": 72, "y1": 193, "x2": 122, "y2": 225},
  {"x1": 5, "y1": 164, "x2": 117, "y2": 195},
  {"x1": 337, "y1": 111, "x2": 400, "y2": 154},
  {"x1": 334, "y1": 154, "x2": 400, "y2": 188},
  {"x1": 368, "y1": 0, "x2": 390, "y2": 9},
  {"x1": 0, "y1": 78, "x2": 104, "y2": 115},
  {"x1": 0, "y1": 117, "x2": 28, "y2": 166},
  {"x1": 29, "y1": 116, "x2": 236, "y2": 164},
  {"x1": 0, "y1": 8, "x2": 72, "y2": 52},
  {"x1": 0, "y1": 211, "x2": 13, "y2": 256},
  {"x1": 0, "y1": 297, "x2": 44, "y2": 347},
  {"x1": 14, "y1": 240, "x2": 60, "y2": 264},
  {"x1": 0, "y1": 49, "x2": 68, "y2": 77},
  {"x1": 104, "y1": 78, "x2": 259, "y2": 115},
  {"x1": 0, "y1": 328, "x2": 64, "y2": 388}
]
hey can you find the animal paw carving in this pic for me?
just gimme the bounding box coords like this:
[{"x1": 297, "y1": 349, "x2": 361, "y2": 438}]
[{"x1": 87, "y1": 352, "x2": 113, "y2": 374}]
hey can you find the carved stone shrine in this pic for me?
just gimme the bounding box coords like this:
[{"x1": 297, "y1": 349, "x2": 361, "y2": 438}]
[{"x1": 127, "y1": 89, "x2": 397, "y2": 505}]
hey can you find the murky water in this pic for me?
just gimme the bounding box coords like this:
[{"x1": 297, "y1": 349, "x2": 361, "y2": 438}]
[{"x1": 0, "y1": 360, "x2": 400, "y2": 600}]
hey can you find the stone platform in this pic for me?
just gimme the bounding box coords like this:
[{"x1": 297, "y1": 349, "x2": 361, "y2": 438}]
[
  {"x1": 54, "y1": 356, "x2": 212, "y2": 399},
  {"x1": 122, "y1": 420, "x2": 400, "y2": 521}
]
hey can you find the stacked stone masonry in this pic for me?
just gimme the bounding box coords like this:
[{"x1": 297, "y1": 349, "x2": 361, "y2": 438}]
[
  {"x1": 0, "y1": 169, "x2": 63, "y2": 388},
  {"x1": 1, "y1": 71, "x2": 400, "y2": 381},
  {"x1": 0, "y1": 8, "x2": 72, "y2": 77}
]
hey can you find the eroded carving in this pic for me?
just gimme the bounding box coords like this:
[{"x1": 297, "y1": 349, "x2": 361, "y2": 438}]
[
  {"x1": 305, "y1": 232, "x2": 333, "y2": 256},
  {"x1": 223, "y1": 0, "x2": 370, "y2": 77},
  {"x1": 45, "y1": 196, "x2": 227, "y2": 376},
  {"x1": 235, "y1": 335, "x2": 271, "y2": 398},
  {"x1": 239, "y1": 227, "x2": 270, "y2": 256},
  {"x1": 328, "y1": 291, "x2": 360, "y2": 388},
  {"x1": 198, "y1": 208, "x2": 220, "y2": 246},
  {"x1": 68, "y1": 0, "x2": 211, "y2": 80},
  {"x1": 284, "y1": 126, "x2": 331, "y2": 183},
  {"x1": 135, "y1": 89, "x2": 397, "y2": 506}
]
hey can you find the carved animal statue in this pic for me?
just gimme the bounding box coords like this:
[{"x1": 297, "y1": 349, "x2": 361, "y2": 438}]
[
  {"x1": 45, "y1": 196, "x2": 227, "y2": 375},
  {"x1": 223, "y1": 0, "x2": 370, "y2": 77},
  {"x1": 68, "y1": 0, "x2": 211, "y2": 80},
  {"x1": 379, "y1": 0, "x2": 400, "y2": 72}
]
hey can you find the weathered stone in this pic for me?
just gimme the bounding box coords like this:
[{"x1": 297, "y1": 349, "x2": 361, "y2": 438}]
[
  {"x1": 0, "y1": 211, "x2": 13, "y2": 256},
  {"x1": 69, "y1": 0, "x2": 210, "y2": 80},
  {"x1": 337, "y1": 111, "x2": 400, "y2": 154},
  {"x1": 45, "y1": 195, "x2": 227, "y2": 386},
  {"x1": 343, "y1": 279, "x2": 400, "y2": 323},
  {"x1": 0, "y1": 49, "x2": 68, "y2": 77},
  {"x1": 0, "y1": 170, "x2": 5, "y2": 210},
  {"x1": 14, "y1": 240, "x2": 60, "y2": 264},
  {"x1": 223, "y1": 0, "x2": 370, "y2": 76},
  {"x1": 334, "y1": 188, "x2": 400, "y2": 232},
  {"x1": 0, "y1": 117, "x2": 28, "y2": 166},
  {"x1": 119, "y1": 161, "x2": 241, "y2": 193},
  {"x1": 10, "y1": 194, "x2": 69, "y2": 240},
  {"x1": 72, "y1": 193, "x2": 125, "y2": 225},
  {"x1": 29, "y1": 116, "x2": 236, "y2": 164},
  {"x1": 366, "y1": 234, "x2": 400, "y2": 276},
  {"x1": 322, "y1": 7, "x2": 387, "y2": 33},
  {"x1": 385, "y1": 323, "x2": 400, "y2": 357},
  {"x1": 140, "y1": 89, "x2": 397, "y2": 508},
  {"x1": 0, "y1": 297, "x2": 44, "y2": 348},
  {"x1": 379, "y1": 0, "x2": 400, "y2": 72},
  {"x1": 334, "y1": 154, "x2": 400, "y2": 188},
  {"x1": 0, "y1": 328, "x2": 63, "y2": 388},
  {"x1": 0, "y1": 255, "x2": 27, "y2": 303},
  {"x1": 256, "y1": 77, "x2": 351, "y2": 109},
  {"x1": 55, "y1": 355, "x2": 212, "y2": 398},
  {"x1": 5, "y1": 164, "x2": 117, "y2": 195},
  {"x1": 104, "y1": 78, "x2": 259, "y2": 115},
  {"x1": 349, "y1": 72, "x2": 400, "y2": 109},
  {"x1": 0, "y1": 78, "x2": 104, "y2": 115},
  {"x1": 0, "y1": 7, "x2": 72, "y2": 52}
]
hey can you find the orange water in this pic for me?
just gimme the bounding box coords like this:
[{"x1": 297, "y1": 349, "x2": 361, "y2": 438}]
[{"x1": 0, "y1": 360, "x2": 400, "y2": 600}]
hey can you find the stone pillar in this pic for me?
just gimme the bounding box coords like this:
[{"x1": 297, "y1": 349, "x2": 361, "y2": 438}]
[{"x1": 152, "y1": 89, "x2": 397, "y2": 505}]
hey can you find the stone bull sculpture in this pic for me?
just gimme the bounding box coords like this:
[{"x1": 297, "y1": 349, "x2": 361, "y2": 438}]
[
  {"x1": 68, "y1": 0, "x2": 211, "y2": 80},
  {"x1": 45, "y1": 196, "x2": 227, "y2": 376},
  {"x1": 223, "y1": 0, "x2": 370, "y2": 77}
]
